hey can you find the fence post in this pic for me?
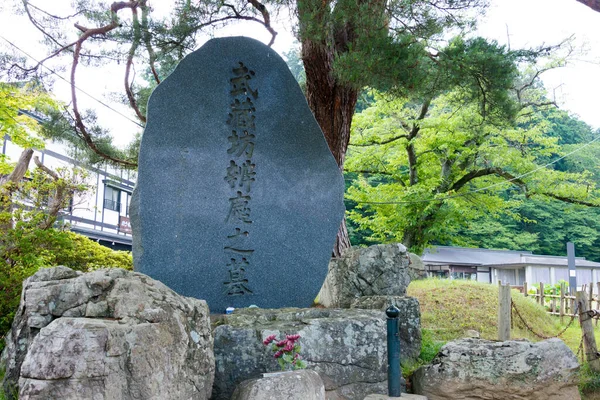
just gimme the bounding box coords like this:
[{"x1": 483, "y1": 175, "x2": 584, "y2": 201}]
[
  {"x1": 596, "y1": 282, "x2": 600, "y2": 327},
  {"x1": 551, "y1": 287, "x2": 557, "y2": 313},
  {"x1": 523, "y1": 282, "x2": 528, "y2": 297},
  {"x1": 539, "y1": 282, "x2": 545, "y2": 308},
  {"x1": 560, "y1": 282, "x2": 565, "y2": 324},
  {"x1": 498, "y1": 283, "x2": 511, "y2": 341},
  {"x1": 385, "y1": 305, "x2": 401, "y2": 397},
  {"x1": 589, "y1": 284, "x2": 594, "y2": 311},
  {"x1": 577, "y1": 291, "x2": 600, "y2": 372}
]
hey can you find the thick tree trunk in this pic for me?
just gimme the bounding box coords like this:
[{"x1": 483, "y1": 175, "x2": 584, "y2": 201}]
[
  {"x1": 302, "y1": 40, "x2": 358, "y2": 258},
  {"x1": 577, "y1": 0, "x2": 600, "y2": 12}
]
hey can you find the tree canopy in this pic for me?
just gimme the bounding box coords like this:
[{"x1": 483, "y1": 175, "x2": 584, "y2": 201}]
[
  {"x1": 344, "y1": 71, "x2": 599, "y2": 252},
  {"x1": 2, "y1": 0, "x2": 590, "y2": 254}
]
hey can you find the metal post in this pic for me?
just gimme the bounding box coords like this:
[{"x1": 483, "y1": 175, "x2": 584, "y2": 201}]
[
  {"x1": 568, "y1": 242, "x2": 577, "y2": 295},
  {"x1": 386, "y1": 305, "x2": 401, "y2": 397}
]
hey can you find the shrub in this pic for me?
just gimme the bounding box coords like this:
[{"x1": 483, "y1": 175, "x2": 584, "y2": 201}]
[{"x1": 0, "y1": 228, "x2": 132, "y2": 352}]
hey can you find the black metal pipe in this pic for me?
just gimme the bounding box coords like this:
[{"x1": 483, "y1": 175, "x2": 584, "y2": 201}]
[{"x1": 386, "y1": 304, "x2": 401, "y2": 397}]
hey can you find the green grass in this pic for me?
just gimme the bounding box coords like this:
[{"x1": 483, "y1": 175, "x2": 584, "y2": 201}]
[{"x1": 406, "y1": 278, "x2": 600, "y2": 398}]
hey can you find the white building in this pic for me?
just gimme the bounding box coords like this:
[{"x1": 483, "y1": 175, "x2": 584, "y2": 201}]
[
  {"x1": 2, "y1": 135, "x2": 135, "y2": 251},
  {"x1": 421, "y1": 246, "x2": 600, "y2": 290}
]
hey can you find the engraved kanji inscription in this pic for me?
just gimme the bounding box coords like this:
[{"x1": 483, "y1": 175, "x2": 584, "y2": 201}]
[
  {"x1": 226, "y1": 191, "x2": 252, "y2": 224},
  {"x1": 224, "y1": 256, "x2": 253, "y2": 295},
  {"x1": 230, "y1": 62, "x2": 258, "y2": 99},
  {"x1": 227, "y1": 98, "x2": 256, "y2": 130},
  {"x1": 227, "y1": 227, "x2": 249, "y2": 239},
  {"x1": 225, "y1": 160, "x2": 256, "y2": 192},
  {"x1": 227, "y1": 130, "x2": 255, "y2": 158},
  {"x1": 224, "y1": 60, "x2": 258, "y2": 297}
]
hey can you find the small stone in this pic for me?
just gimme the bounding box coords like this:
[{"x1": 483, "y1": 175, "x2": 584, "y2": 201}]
[{"x1": 231, "y1": 370, "x2": 325, "y2": 400}]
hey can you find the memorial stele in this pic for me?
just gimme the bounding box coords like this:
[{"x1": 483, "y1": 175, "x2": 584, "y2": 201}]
[{"x1": 131, "y1": 37, "x2": 345, "y2": 313}]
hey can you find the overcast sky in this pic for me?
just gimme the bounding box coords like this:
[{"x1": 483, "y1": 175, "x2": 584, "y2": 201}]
[{"x1": 1, "y1": 0, "x2": 599, "y2": 147}]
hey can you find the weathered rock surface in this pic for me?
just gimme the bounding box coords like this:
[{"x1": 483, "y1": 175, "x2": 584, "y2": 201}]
[
  {"x1": 212, "y1": 307, "x2": 421, "y2": 400},
  {"x1": 351, "y1": 296, "x2": 421, "y2": 361},
  {"x1": 407, "y1": 253, "x2": 427, "y2": 281},
  {"x1": 413, "y1": 338, "x2": 580, "y2": 400},
  {"x1": 1, "y1": 266, "x2": 214, "y2": 400},
  {"x1": 318, "y1": 244, "x2": 413, "y2": 308},
  {"x1": 231, "y1": 370, "x2": 325, "y2": 400}
]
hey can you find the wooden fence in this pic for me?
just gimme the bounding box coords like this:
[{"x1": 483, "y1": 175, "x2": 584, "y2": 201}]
[{"x1": 522, "y1": 281, "x2": 600, "y2": 321}]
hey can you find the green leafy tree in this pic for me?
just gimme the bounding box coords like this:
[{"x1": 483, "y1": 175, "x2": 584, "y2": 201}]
[
  {"x1": 344, "y1": 72, "x2": 599, "y2": 252},
  {"x1": 7, "y1": 0, "x2": 556, "y2": 254},
  {"x1": 448, "y1": 112, "x2": 600, "y2": 260},
  {"x1": 0, "y1": 82, "x2": 55, "y2": 149}
]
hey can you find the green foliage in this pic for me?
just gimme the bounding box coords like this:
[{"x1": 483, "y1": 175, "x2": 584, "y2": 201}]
[
  {"x1": 0, "y1": 82, "x2": 57, "y2": 149},
  {"x1": 401, "y1": 328, "x2": 445, "y2": 378},
  {"x1": 0, "y1": 162, "x2": 132, "y2": 353},
  {"x1": 579, "y1": 363, "x2": 600, "y2": 397},
  {"x1": 454, "y1": 197, "x2": 600, "y2": 261},
  {"x1": 345, "y1": 77, "x2": 598, "y2": 252}
]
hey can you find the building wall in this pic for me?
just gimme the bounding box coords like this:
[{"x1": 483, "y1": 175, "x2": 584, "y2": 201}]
[{"x1": 2, "y1": 136, "x2": 134, "y2": 249}]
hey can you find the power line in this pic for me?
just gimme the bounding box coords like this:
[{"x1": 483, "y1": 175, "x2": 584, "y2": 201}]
[
  {"x1": 353, "y1": 133, "x2": 600, "y2": 205},
  {"x1": 0, "y1": 35, "x2": 145, "y2": 129}
]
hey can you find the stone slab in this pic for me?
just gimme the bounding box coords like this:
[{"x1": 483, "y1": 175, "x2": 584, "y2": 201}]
[{"x1": 131, "y1": 37, "x2": 345, "y2": 313}]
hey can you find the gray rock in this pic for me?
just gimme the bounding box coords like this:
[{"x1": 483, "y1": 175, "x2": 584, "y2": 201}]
[
  {"x1": 364, "y1": 394, "x2": 428, "y2": 400},
  {"x1": 131, "y1": 36, "x2": 344, "y2": 313},
  {"x1": 318, "y1": 244, "x2": 412, "y2": 308},
  {"x1": 407, "y1": 253, "x2": 427, "y2": 281},
  {"x1": 350, "y1": 296, "x2": 421, "y2": 357},
  {"x1": 231, "y1": 370, "x2": 325, "y2": 400},
  {"x1": 2, "y1": 266, "x2": 214, "y2": 400},
  {"x1": 412, "y1": 338, "x2": 580, "y2": 400},
  {"x1": 212, "y1": 307, "x2": 421, "y2": 400}
]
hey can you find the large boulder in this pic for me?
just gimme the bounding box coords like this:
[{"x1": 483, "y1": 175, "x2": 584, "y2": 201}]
[
  {"x1": 231, "y1": 370, "x2": 325, "y2": 400},
  {"x1": 212, "y1": 307, "x2": 421, "y2": 400},
  {"x1": 317, "y1": 244, "x2": 413, "y2": 308},
  {"x1": 1, "y1": 266, "x2": 214, "y2": 400},
  {"x1": 413, "y1": 338, "x2": 580, "y2": 400}
]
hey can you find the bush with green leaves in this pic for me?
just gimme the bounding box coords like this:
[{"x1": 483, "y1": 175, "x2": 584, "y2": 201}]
[{"x1": 0, "y1": 162, "x2": 132, "y2": 352}]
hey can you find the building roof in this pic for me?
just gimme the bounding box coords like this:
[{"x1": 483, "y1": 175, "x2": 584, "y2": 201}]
[{"x1": 422, "y1": 246, "x2": 600, "y2": 269}]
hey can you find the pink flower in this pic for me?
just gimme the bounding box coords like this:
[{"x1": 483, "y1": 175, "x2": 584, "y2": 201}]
[
  {"x1": 276, "y1": 340, "x2": 287, "y2": 347},
  {"x1": 274, "y1": 350, "x2": 283, "y2": 358},
  {"x1": 286, "y1": 334, "x2": 301, "y2": 341},
  {"x1": 263, "y1": 335, "x2": 277, "y2": 345},
  {"x1": 284, "y1": 342, "x2": 294, "y2": 352}
]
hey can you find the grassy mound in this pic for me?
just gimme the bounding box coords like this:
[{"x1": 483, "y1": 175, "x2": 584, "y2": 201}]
[
  {"x1": 407, "y1": 278, "x2": 600, "y2": 399},
  {"x1": 407, "y1": 278, "x2": 566, "y2": 343}
]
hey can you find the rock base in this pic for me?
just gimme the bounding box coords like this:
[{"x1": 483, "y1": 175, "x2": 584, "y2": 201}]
[
  {"x1": 212, "y1": 307, "x2": 421, "y2": 400},
  {"x1": 2, "y1": 266, "x2": 214, "y2": 400},
  {"x1": 231, "y1": 370, "x2": 325, "y2": 400},
  {"x1": 413, "y1": 338, "x2": 580, "y2": 400}
]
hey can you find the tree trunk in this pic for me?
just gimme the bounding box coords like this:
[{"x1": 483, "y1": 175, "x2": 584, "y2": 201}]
[
  {"x1": 0, "y1": 149, "x2": 34, "y2": 231},
  {"x1": 302, "y1": 40, "x2": 358, "y2": 258},
  {"x1": 577, "y1": 0, "x2": 600, "y2": 12}
]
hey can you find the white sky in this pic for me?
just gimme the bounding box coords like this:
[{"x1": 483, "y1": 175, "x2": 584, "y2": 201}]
[{"x1": 1, "y1": 0, "x2": 599, "y2": 147}]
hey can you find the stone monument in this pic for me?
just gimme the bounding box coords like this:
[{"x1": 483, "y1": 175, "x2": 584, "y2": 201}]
[{"x1": 131, "y1": 37, "x2": 345, "y2": 313}]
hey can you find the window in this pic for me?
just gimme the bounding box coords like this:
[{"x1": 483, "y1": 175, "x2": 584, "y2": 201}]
[{"x1": 103, "y1": 186, "x2": 121, "y2": 212}]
